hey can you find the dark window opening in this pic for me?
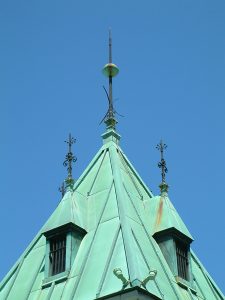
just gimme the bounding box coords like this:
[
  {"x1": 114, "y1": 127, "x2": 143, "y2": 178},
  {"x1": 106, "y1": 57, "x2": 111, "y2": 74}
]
[
  {"x1": 49, "y1": 235, "x2": 66, "y2": 276},
  {"x1": 176, "y1": 241, "x2": 189, "y2": 280}
]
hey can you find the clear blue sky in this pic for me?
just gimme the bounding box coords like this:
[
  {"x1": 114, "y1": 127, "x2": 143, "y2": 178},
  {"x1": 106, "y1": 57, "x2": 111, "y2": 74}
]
[{"x1": 0, "y1": 0, "x2": 225, "y2": 293}]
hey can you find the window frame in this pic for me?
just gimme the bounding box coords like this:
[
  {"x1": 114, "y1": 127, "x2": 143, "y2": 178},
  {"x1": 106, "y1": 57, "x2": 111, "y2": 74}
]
[
  {"x1": 43, "y1": 222, "x2": 86, "y2": 287},
  {"x1": 49, "y1": 233, "x2": 67, "y2": 276},
  {"x1": 153, "y1": 227, "x2": 194, "y2": 287}
]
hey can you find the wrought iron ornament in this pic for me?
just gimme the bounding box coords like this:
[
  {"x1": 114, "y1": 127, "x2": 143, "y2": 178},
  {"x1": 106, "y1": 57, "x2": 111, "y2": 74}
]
[
  {"x1": 63, "y1": 133, "x2": 77, "y2": 181},
  {"x1": 59, "y1": 181, "x2": 66, "y2": 197},
  {"x1": 156, "y1": 140, "x2": 168, "y2": 183}
]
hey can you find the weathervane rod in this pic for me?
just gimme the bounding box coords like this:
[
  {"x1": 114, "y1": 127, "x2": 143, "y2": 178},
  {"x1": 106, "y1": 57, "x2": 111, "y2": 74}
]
[
  {"x1": 109, "y1": 29, "x2": 112, "y2": 64},
  {"x1": 102, "y1": 29, "x2": 119, "y2": 129},
  {"x1": 108, "y1": 29, "x2": 113, "y2": 119}
]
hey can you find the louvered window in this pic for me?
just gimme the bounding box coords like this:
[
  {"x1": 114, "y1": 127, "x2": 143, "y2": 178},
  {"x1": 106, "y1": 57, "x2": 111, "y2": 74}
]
[
  {"x1": 176, "y1": 241, "x2": 189, "y2": 281},
  {"x1": 49, "y1": 235, "x2": 66, "y2": 276}
]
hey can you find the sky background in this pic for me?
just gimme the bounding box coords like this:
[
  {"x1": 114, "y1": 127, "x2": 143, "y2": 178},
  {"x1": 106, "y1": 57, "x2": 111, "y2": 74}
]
[{"x1": 0, "y1": 0, "x2": 225, "y2": 294}]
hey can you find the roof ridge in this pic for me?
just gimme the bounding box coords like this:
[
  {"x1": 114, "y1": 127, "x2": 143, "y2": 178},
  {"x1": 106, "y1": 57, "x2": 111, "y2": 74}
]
[
  {"x1": 68, "y1": 181, "x2": 116, "y2": 299},
  {"x1": 191, "y1": 251, "x2": 225, "y2": 300},
  {"x1": 108, "y1": 144, "x2": 140, "y2": 284},
  {"x1": 117, "y1": 148, "x2": 153, "y2": 199}
]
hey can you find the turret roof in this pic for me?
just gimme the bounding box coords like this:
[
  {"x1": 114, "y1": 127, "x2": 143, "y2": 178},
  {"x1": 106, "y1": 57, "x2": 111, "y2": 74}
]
[{"x1": 1, "y1": 130, "x2": 224, "y2": 300}]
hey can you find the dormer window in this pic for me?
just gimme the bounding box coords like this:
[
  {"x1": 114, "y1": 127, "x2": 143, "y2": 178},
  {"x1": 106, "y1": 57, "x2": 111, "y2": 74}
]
[
  {"x1": 153, "y1": 228, "x2": 193, "y2": 285},
  {"x1": 49, "y1": 234, "x2": 67, "y2": 276},
  {"x1": 43, "y1": 222, "x2": 86, "y2": 286}
]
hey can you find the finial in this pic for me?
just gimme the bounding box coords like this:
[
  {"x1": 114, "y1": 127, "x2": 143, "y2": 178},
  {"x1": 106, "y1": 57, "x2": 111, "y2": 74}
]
[
  {"x1": 156, "y1": 140, "x2": 168, "y2": 194},
  {"x1": 102, "y1": 29, "x2": 119, "y2": 130},
  {"x1": 59, "y1": 181, "x2": 66, "y2": 197},
  {"x1": 63, "y1": 133, "x2": 77, "y2": 186},
  {"x1": 109, "y1": 28, "x2": 112, "y2": 64}
]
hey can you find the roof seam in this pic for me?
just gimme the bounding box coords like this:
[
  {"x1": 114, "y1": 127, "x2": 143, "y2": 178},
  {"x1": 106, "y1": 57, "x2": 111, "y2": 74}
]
[
  {"x1": 96, "y1": 224, "x2": 121, "y2": 298},
  {"x1": 88, "y1": 149, "x2": 108, "y2": 195},
  {"x1": 74, "y1": 149, "x2": 105, "y2": 191},
  {"x1": 0, "y1": 233, "x2": 43, "y2": 291},
  {"x1": 125, "y1": 215, "x2": 142, "y2": 225},
  {"x1": 4, "y1": 258, "x2": 25, "y2": 299},
  {"x1": 87, "y1": 187, "x2": 111, "y2": 197},
  {"x1": 118, "y1": 150, "x2": 143, "y2": 199},
  {"x1": 55, "y1": 276, "x2": 68, "y2": 300},
  {"x1": 24, "y1": 256, "x2": 45, "y2": 300},
  {"x1": 108, "y1": 145, "x2": 140, "y2": 283},
  {"x1": 191, "y1": 253, "x2": 224, "y2": 300},
  {"x1": 46, "y1": 281, "x2": 55, "y2": 300},
  {"x1": 68, "y1": 180, "x2": 114, "y2": 300},
  {"x1": 107, "y1": 150, "x2": 131, "y2": 284},
  {"x1": 187, "y1": 287, "x2": 196, "y2": 300},
  {"x1": 131, "y1": 229, "x2": 165, "y2": 299},
  {"x1": 118, "y1": 148, "x2": 153, "y2": 198},
  {"x1": 124, "y1": 183, "x2": 181, "y2": 300}
]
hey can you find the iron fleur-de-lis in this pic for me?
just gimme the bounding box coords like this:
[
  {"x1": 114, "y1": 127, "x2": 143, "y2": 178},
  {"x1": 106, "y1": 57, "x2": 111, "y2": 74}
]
[
  {"x1": 156, "y1": 140, "x2": 168, "y2": 184},
  {"x1": 63, "y1": 133, "x2": 77, "y2": 181}
]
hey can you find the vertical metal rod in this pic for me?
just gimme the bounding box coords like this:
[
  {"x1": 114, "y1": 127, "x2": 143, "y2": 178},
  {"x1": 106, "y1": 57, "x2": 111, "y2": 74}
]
[
  {"x1": 108, "y1": 30, "x2": 113, "y2": 119},
  {"x1": 109, "y1": 29, "x2": 112, "y2": 64}
]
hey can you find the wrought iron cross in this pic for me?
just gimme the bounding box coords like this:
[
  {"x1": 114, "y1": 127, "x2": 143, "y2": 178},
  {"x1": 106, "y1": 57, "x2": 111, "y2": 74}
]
[
  {"x1": 156, "y1": 140, "x2": 168, "y2": 183},
  {"x1": 63, "y1": 133, "x2": 77, "y2": 181}
]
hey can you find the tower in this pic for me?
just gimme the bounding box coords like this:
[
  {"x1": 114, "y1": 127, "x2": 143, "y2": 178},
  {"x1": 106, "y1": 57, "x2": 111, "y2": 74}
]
[{"x1": 0, "y1": 33, "x2": 224, "y2": 300}]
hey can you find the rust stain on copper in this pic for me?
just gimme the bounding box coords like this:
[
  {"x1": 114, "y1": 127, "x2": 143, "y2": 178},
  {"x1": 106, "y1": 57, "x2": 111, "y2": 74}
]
[{"x1": 154, "y1": 197, "x2": 163, "y2": 231}]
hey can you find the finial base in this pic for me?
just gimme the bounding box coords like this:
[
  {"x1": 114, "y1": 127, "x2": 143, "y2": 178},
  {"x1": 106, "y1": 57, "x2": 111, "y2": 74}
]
[
  {"x1": 102, "y1": 128, "x2": 121, "y2": 145},
  {"x1": 65, "y1": 177, "x2": 75, "y2": 190},
  {"x1": 159, "y1": 182, "x2": 169, "y2": 195}
]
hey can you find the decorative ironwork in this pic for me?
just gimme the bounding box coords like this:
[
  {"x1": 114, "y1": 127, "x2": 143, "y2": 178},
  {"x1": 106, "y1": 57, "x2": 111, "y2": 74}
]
[
  {"x1": 63, "y1": 133, "x2": 77, "y2": 181},
  {"x1": 101, "y1": 85, "x2": 115, "y2": 122},
  {"x1": 59, "y1": 181, "x2": 66, "y2": 197},
  {"x1": 156, "y1": 140, "x2": 168, "y2": 183}
]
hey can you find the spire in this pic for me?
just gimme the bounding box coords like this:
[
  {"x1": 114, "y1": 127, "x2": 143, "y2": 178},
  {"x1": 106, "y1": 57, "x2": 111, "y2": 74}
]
[
  {"x1": 102, "y1": 29, "x2": 119, "y2": 130},
  {"x1": 156, "y1": 140, "x2": 168, "y2": 194},
  {"x1": 63, "y1": 133, "x2": 77, "y2": 187}
]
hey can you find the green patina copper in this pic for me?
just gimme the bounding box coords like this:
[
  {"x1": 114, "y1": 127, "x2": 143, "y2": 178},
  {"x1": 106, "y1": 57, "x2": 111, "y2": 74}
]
[
  {"x1": 0, "y1": 129, "x2": 224, "y2": 300},
  {"x1": 148, "y1": 192, "x2": 193, "y2": 241},
  {"x1": 102, "y1": 63, "x2": 119, "y2": 78}
]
